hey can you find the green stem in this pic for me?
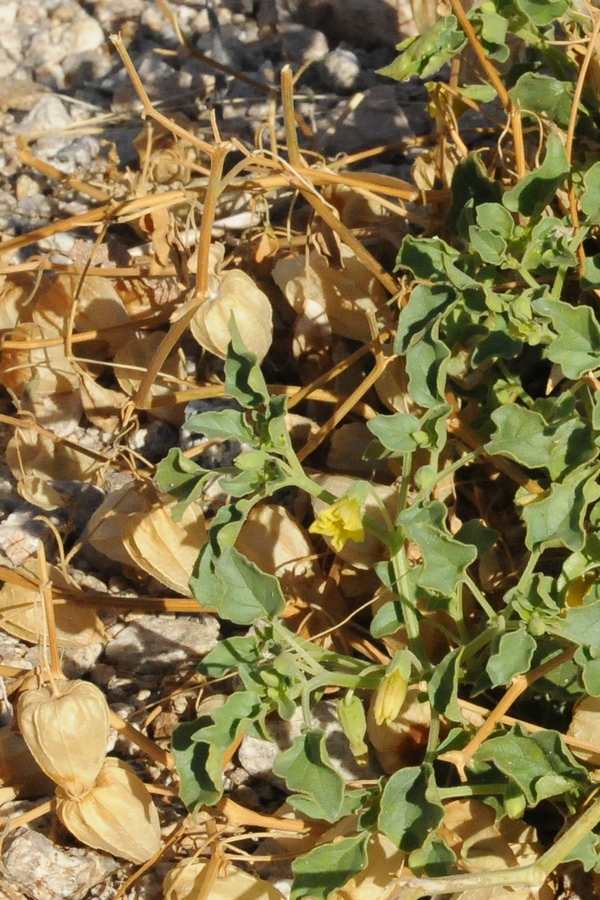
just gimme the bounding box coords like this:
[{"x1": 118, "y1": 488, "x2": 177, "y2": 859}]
[
  {"x1": 391, "y1": 546, "x2": 428, "y2": 668},
  {"x1": 464, "y1": 573, "x2": 498, "y2": 621},
  {"x1": 461, "y1": 622, "x2": 502, "y2": 664}
]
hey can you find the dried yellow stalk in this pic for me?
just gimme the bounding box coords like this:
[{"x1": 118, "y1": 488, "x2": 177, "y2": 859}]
[
  {"x1": 17, "y1": 679, "x2": 109, "y2": 797},
  {"x1": 56, "y1": 757, "x2": 162, "y2": 864}
]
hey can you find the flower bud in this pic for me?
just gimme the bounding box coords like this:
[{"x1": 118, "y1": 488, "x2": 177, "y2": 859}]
[
  {"x1": 374, "y1": 668, "x2": 409, "y2": 726},
  {"x1": 337, "y1": 694, "x2": 368, "y2": 758}
]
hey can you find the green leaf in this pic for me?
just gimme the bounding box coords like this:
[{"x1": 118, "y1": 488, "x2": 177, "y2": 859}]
[
  {"x1": 515, "y1": 0, "x2": 569, "y2": 26},
  {"x1": 556, "y1": 599, "x2": 600, "y2": 656},
  {"x1": 533, "y1": 296, "x2": 600, "y2": 379},
  {"x1": 474, "y1": 725, "x2": 587, "y2": 806},
  {"x1": 509, "y1": 72, "x2": 573, "y2": 127},
  {"x1": 177, "y1": 692, "x2": 263, "y2": 810},
  {"x1": 198, "y1": 635, "x2": 262, "y2": 678},
  {"x1": 476, "y1": 202, "x2": 514, "y2": 240},
  {"x1": 370, "y1": 600, "x2": 404, "y2": 638},
  {"x1": 215, "y1": 547, "x2": 286, "y2": 623},
  {"x1": 521, "y1": 467, "x2": 600, "y2": 551},
  {"x1": 580, "y1": 162, "x2": 600, "y2": 221},
  {"x1": 189, "y1": 544, "x2": 226, "y2": 609},
  {"x1": 405, "y1": 322, "x2": 451, "y2": 408},
  {"x1": 395, "y1": 283, "x2": 455, "y2": 354},
  {"x1": 468, "y1": 227, "x2": 507, "y2": 265},
  {"x1": 503, "y1": 134, "x2": 569, "y2": 220},
  {"x1": 367, "y1": 411, "x2": 421, "y2": 453},
  {"x1": 379, "y1": 764, "x2": 444, "y2": 850},
  {"x1": 454, "y1": 519, "x2": 499, "y2": 556},
  {"x1": 291, "y1": 832, "x2": 369, "y2": 900},
  {"x1": 273, "y1": 731, "x2": 345, "y2": 822},
  {"x1": 409, "y1": 837, "x2": 456, "y2": 878},
  {"x1": 184, "y1": 409, "x2": 256, "y2": 445},
  {"x1": 154, "y1": 448, "x2": 209, "y2": 519},
  {"x1": 574, "y1": 646, "x2": 600, "y2": 696},
  {"x1": 172, "y1": 717, "x2": 216, "y2": 810},
  {"x1": 446, "y1": 154, "x2": 503, "y2": 235},
  {"x1": 581, "y1": 254, "x2": 600, "y2": 289},
  {"x1": 377, "y1": 16, "x2": 465, "y2": 81},
  {"x1": 486, "y1": 629, "x2": 537, "y2": 687},
  {"x1": 400, "y1": 501, "x2": 477, "y2": 595},
  {"x1": 428, "y1": 647, "x2": 464, "y2": 722},
  {"x1": 224, "y1": 315, "x2": 270, "y2": 409},
  {"x1": 396, "y1": 236, "x2": 459, "y2": 283}
]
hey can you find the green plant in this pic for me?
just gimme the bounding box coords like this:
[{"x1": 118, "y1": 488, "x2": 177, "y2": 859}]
[{"x1": 157, "y1": 1, "x2": 600, "y2": 896}]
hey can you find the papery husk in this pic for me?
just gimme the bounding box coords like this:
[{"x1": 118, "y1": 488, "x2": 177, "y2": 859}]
[
  {"x1": 0, "y1": 725, "x2": 55, "y2": 801},
  {"x1": 83, "y1": 480, "x2": 206, "y2": 593},
  {"x1": 272, "y1": 246, "x2": 393, "y2": 342},
  {"x1": 311, "y1": 474, "x2": 397, "y2": 568},
  {"x1": 122, "y1": 496, "x2": 207, "y2": 595},
  {"x1": 6, "y1": 427, "x2": 103, "y2": 507},
  {"x1": 56, "y1": 758, "x2": 161, "y2": 864},
  {"x1": 366, "y1": 687, "x2": 432, "y2": 773},
  {"x1": 236, "y1": 504, "x2": 316, "y2": 579},
  {"x1": 190, "y1": 269, "x2": 273, "y2": 361},
  {"x1": 0, "y1": 560, "x2": 105, "y2": 647},
  {"x1": 567, "y1": 695, "x2": 600, "y2": 765},
  {"x1": 113, "y1": 331, "x2": 188, "y2": 424},
  {"x1": 163, "y1": 858, "x2": 284, "y2": 900},
  {"x1": 18, "y1": 679, "x2": 109, "y2": 797}
]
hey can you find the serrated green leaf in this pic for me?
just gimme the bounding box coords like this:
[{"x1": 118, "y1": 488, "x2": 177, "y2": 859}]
[
  {"x1": 154, "y1": 448, "x2": 210, "y2": 519},
  {"x1": 273, "y1": 730, "x2": 345, "y2": 822},
  {"x1": 574, "y1": 646, "x2": 600, "y2": 696},
  {"x1": 367, "y1": 411, "x2": 421, "y2": 453},
  {"x1": 515, "y1": 0, "x2": 569, "y2": 26},
  {"x1": 215, "y1": 546, "x2": 286, "y2": 623},
  {"x1": 172, "y1": 716, "x2": 216, "y2": 810},
  {"x1": 476, "y1": 203, "x2": 515, "y2": 240},
  {"x1": 428, "y1": 647, "x2": 464, "y2": 722},
  {"x1": 446, "y1": 154, "x2": 503, "y2": 235},
  {"x1": 291, "y1": 832, "x2": 369, "y2": 900},
  {"x1": 377, "y1": 16, "x2": 465, "y2": 81},
  {"x1": 486, "y1": 629, "x2": 537, "y2": 686},
  {"x1": 580, "y1": 162, "x2": 600, "y2": 222},
  {"x1": 556, "y1": 598, "x2": 600, "y2": 655},
  {"x1": 184, "y1": 409, "x2": 256, "y2": 445},
  {"x1": 533, "y1": 296, "x2": 600, "y2": 379},
  {"x1": 521, "y1": 467, "x2": 600, "y2": 551},
  {"x1": 405, "y1": 322, "x2": 451, "y2": 408},
  {"x1": 224, "y1": 315, "x2": 270, "y2": 409},
  {"x1": 409, "y1": 837, "x2": 457, "y2": 877},
  {"x1": 198, "y1": 635, "x2": 262, "y2": 678},
  {"x1": 395, "y1": 283, "x2": 455, "y2": 354},
  {"x1": 581, "y1": 254, "x2": 600, "y2": 289},
  {"x1": 454, "y1": 519, "x2": 499, "y2": 556},
  {"x1": 379, "y1": 764, "x2": 444, "y2": 850},
  {"x1": 509, "y1": 72, "x2": 573, "y2": 127},
  {"x1": 474, "y1": 725, "x2": 587, "y2": 806},
  {"x1": 504, "y1": 134, "x2": 569, "y2": 220},
  {"x1": 396, "y1": 236, "x2": 459, "y2": 283},
  {"x1": 400, "y1": 501, "x2": 477, "y2": 595},
  {"x1": 469, "y1": 226, "x2": 507, "y2": 265}
]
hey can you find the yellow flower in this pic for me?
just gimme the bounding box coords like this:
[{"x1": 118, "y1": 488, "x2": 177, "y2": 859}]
[{"x1": 309, "y1": 496, "x2": 365, "y2": 553}]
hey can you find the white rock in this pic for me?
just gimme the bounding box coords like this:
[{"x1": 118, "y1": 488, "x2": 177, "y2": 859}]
[{"x1": 2, "y1": 826, "x2": 117, "y2": 900}]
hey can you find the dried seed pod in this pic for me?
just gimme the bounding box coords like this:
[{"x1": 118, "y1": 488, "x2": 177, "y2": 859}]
[
  {"x1": 18, "y1": 679, "x2": 109, "y2": 797},
  {"x1": 56, "y1": 758, "x2": 161, "y2": 864}
]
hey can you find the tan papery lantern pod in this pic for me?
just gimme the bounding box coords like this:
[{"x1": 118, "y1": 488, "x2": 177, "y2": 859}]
[
  {"x1": 56, "y1": 758, "x2": 162, "y2": 864},
  {"x1": 18, "y1": 679, "x2": 109, "y2": 797}
]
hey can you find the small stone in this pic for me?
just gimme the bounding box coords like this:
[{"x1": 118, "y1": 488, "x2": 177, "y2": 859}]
[
  {"x1": 319, "y1": 47, "x2": 362, "y2": 93},
  {"x1": 2, "y1": 826, "x2": 117, "y2": 900},
  {"x1": 280, "y1": 24, "x2": 329, "y2": 64}
]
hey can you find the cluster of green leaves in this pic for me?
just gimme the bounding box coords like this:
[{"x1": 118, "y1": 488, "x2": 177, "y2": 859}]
[{"x1": 155, "y1": 1, "x2": 600, "y2": 895}]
